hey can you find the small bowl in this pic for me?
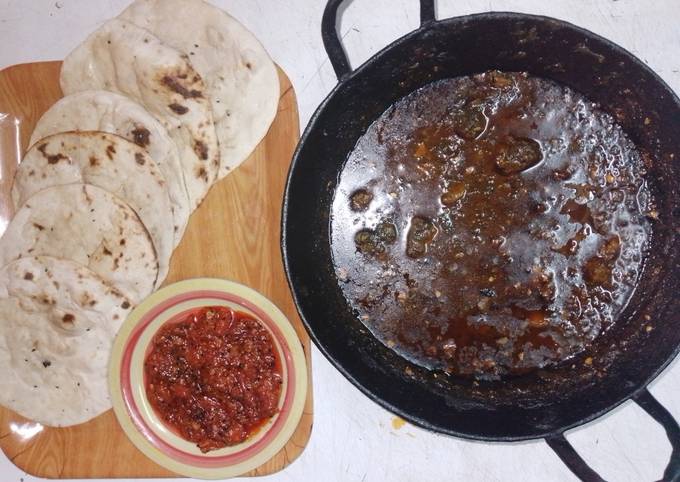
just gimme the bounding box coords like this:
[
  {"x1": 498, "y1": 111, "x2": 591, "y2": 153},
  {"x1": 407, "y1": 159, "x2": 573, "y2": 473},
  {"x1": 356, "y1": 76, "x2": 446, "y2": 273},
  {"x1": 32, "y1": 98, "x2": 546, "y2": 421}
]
[{"x1": 108, "y1": 278, "x2": 308, "y2": 479}]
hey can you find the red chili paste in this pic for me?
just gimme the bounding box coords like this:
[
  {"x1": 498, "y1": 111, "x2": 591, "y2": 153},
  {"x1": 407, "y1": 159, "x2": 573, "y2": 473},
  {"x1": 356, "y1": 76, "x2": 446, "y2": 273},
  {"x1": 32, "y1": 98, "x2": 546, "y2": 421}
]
[{"x1": 145, "y1": 306, "x2": 282, "y2": 452}]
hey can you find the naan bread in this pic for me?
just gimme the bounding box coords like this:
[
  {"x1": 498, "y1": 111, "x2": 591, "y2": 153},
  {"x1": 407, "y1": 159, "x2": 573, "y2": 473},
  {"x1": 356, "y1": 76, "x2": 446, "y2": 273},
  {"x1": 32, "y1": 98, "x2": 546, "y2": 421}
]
[
  {"x1": 13, "y1": 132, "x2": 174, "y2": 287},
  {"x1": 60, "y1": 19, "x2": 220, "y2": 208},
  {"x1": 119, "y1": 0, "x2": 279, "y2": 177},
  {"x1": 0, "y1": 184, "x2": 157, "y2": 304},
  {"x1": 28, "y1": 90, "x2": 191, "y2": 244},
  {"x1": 0, "y1": 256, "x2": 132, "y2": 427}
]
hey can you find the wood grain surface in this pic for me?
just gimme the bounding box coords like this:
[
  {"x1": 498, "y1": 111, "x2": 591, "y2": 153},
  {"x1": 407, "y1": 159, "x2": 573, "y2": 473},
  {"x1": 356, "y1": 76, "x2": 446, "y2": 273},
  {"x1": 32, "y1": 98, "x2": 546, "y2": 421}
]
[{"x1": 0, "y1": 61, "x2": 313, "y2": 479}]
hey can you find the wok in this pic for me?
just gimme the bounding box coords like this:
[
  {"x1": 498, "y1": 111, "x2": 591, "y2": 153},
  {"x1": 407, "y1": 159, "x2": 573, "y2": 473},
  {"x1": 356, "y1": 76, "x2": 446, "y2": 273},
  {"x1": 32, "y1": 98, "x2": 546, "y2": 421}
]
[{"x1": 282, "y1": 1, "x2": 680, "y2": 480}]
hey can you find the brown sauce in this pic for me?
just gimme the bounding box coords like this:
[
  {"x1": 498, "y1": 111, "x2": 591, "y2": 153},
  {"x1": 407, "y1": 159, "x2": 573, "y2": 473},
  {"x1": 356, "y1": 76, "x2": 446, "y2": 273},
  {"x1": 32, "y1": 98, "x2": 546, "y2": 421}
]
[{"x1": 331, "y1": 71, "x2": 652, "y2": 379}]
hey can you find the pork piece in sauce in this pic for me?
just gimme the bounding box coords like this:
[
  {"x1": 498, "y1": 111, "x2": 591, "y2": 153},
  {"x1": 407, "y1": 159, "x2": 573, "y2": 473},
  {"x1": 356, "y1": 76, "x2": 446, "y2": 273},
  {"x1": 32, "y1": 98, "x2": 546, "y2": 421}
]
[
  {"x1": 332, "y1": 71, "x2": 652, "y2": 379},
  {"x1": 350, "y1": 188, "x2": 373, "y2": 212},
  {"x1": 493, "y1": 136, "x2": 543, "y2": 175}
]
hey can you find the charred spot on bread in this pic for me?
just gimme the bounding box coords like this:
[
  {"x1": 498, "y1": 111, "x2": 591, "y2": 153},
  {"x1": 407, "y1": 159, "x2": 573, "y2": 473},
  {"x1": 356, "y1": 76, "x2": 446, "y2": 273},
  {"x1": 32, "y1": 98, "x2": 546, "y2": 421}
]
[
  {"x1": 193, "y1": 140, "x2": 209, "y2": 161},
  {"x1": 168, "y1": 103, "x2": 189, "y2": 115},
  {"x1": 106, "y1": 144, "x2": 116, "y2": 160},
  {"x1": 161, "y1": 74, "x2": 203, "y2": 99},
  {"x1": 37, "y1": 143, "x2": 67, "y2": 164},
  {"x1": 131, "y1": 127, "x2": 151, "y2": 147}
]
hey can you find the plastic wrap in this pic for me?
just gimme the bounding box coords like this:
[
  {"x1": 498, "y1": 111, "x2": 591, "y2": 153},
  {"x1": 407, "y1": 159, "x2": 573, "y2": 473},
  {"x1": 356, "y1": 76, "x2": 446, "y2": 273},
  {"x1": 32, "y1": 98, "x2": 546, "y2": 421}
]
[{"x1": 0, "y1": 112, "x2": 21, "y2": 236}]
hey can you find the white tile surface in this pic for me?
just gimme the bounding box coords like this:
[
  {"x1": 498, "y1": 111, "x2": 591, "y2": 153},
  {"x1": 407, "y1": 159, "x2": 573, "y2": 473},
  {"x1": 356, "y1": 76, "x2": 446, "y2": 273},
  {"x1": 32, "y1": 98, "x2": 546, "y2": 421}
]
[{"x1": 0, "y1": 1, "x2": 678, "y2": 481}]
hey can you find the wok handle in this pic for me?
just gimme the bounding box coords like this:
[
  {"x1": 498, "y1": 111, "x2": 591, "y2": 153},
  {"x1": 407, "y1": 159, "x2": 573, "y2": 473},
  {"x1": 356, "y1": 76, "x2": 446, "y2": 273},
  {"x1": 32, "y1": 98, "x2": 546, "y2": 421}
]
[
  {"x1": 322, "y1": 0, "x2": 436, "y2": 80},
  {"x1": 635, "y1": 388, "x2": 680, "y2": 481},
  {"x1": 545, "y1": 388, "x2": 680, "y2": 482}
]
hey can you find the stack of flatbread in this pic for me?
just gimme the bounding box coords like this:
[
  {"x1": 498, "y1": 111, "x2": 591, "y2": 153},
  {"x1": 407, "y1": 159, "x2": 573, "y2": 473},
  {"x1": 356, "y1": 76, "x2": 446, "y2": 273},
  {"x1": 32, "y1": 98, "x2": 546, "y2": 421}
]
[{"x1": 0, "y1": 0, "x2": 279, "y2": 427}]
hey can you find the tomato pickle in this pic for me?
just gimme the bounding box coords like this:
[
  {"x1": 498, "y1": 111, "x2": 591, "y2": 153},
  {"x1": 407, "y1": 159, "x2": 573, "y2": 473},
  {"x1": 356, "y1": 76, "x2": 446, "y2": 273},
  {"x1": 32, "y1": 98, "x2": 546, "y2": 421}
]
[{"x1": 145, "y1": 306, "x2": 282, "y2": 452}]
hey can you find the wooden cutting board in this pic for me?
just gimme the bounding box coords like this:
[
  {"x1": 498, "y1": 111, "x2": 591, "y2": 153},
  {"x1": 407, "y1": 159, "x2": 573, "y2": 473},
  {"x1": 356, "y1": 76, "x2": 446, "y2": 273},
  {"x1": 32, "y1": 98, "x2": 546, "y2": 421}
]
[{"x1": 0, "y1": 61, "x2": 313, "y2": 479}]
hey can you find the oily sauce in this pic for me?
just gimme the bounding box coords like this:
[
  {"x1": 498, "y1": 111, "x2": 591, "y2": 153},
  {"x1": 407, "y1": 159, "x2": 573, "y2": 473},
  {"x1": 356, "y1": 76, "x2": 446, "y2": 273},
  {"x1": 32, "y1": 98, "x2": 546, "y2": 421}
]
[
  {"x1": 145, "y1": 306, "x2": 282, "y2": 452},
  {"x1": 331, "y1": 71, "x2": 652, "y2": 379}
]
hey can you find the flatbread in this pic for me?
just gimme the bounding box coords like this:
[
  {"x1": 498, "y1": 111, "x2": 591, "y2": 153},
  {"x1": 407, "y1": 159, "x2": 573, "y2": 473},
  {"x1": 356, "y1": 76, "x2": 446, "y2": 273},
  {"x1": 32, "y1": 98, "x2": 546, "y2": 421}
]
[
  {"x1": 13, "y1": 132, "x2": 174, "y2": 287},
  {"x1": 28, "y1": 90, "x2": 191, "y2": 244},
  {"x1": 119, "y1": 0, "x2": 279, "y2": 177},
  {"x1": 0, "y1": 184, "x2": 157, "y2": 304},
  {"x1": 0, "y1": 256, "x2": 132, "y2": 427},
  {"x1": 60, "y1": 18, "x2": 220, "y2": 208}
]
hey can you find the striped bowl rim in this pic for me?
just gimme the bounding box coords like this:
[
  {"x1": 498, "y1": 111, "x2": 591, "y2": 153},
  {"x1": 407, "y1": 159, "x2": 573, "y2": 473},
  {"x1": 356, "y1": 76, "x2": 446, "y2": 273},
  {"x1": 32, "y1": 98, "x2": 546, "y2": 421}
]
[{"x1": 108, "y1": 278, "x2": 308, "y2": 479}]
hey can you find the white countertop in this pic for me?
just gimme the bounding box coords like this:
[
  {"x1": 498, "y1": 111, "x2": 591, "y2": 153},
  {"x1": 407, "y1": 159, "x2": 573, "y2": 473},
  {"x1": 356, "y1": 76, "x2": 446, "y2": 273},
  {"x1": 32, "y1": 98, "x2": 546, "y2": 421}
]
[{"x1": 1, "y1": 1, "x2": 679, "y2": 481}]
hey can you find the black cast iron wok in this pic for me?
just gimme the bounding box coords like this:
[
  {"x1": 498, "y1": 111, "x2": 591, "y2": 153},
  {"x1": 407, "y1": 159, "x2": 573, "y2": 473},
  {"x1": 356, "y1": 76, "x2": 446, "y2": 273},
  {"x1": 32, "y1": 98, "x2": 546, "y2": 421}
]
[{"x1": 282, "y1": 1, "x2": 680, "y2": 480}]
